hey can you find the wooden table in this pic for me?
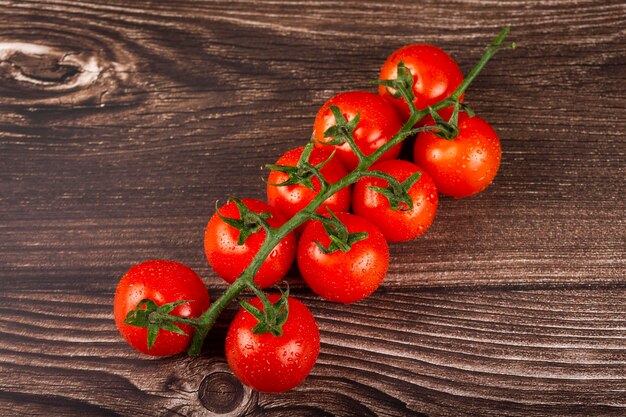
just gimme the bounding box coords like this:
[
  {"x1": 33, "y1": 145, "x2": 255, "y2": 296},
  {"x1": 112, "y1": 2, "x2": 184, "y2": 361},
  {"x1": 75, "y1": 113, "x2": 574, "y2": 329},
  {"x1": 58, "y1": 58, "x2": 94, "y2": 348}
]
[{"x1": 1, "y1": 1, "x2": 624, "y2": 415}]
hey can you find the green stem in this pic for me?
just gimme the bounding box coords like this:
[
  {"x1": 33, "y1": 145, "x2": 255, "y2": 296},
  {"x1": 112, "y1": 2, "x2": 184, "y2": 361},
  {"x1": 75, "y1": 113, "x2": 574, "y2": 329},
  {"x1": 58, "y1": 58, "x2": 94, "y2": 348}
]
[
  {"x1": 187, "y1": 277, "x2": 248, "y2": 356},
  {"x1": 451, "y1": 26, "x2": 512, "y2": 102},
  {"x1": 186, "y1": 26, "x2": 512, "y2": 357}
]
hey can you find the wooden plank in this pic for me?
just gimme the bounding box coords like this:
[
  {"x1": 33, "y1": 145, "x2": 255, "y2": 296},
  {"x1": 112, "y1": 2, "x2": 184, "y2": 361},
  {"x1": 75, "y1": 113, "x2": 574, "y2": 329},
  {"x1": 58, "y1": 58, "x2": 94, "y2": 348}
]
[{"x1": 0, "y1": 0, "x2": 624, "y2": 415}]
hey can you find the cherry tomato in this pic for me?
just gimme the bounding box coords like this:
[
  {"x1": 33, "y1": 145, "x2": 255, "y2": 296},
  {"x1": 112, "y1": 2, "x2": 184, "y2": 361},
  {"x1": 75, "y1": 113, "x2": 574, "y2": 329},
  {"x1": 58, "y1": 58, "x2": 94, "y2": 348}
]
[
  {"x1": 225, "y1": 295, "x2": 320, "y2": 392},
  {"x1": 353, "y1": 160, "x2": 438, "y2": 242},
  {"x1": 113, "y1": 260, "x2": 210, "y2": 356},
  {"x1": 312, "y1": 91, "x2": 403, "y2": 170},
  {"x1": 204, "y1": 199, "x2": 296, "y2": 288},
  {"x1": 379, "y1": 44, "x2": 464, "y2": 122},
  {"x1": 297, "y1": 212, "x2": 389, "y2": 304},
  {"x1": 414, "y1": 108, "x2": 501, "y2": 198},
  {"x1": 267, "y1": 146, "x2": 351, "y2": 221}
]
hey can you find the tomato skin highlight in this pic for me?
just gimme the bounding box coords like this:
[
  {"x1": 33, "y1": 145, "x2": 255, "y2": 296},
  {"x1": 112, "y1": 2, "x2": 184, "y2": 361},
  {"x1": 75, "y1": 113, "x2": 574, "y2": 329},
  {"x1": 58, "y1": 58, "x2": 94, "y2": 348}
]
[
  {"x1": 379, "y1": 44, "x2": 464, "y2": 122},
  {"x1": 414, "y1": 109, "x2": 501, "y2": 198},
  {"x1": 113, "y1": 260, "x2": 210, "y2": 356},
  {"x1": 267, "y1": 146, "x2": 351, "y2": 221},
  {"x1": 353, "y1": 160, "x2": 438, "y2": 242},
  {"x1": 297, "y1": 212, "x2": 389, "y2": 304},
  {"x1": 204, "y1": 199, "x2": 296, "y2": 288},
  {"x1": 225, "y1": 296, "x2": 320, "y2": 393},
  {"x1": 312, "y1": 91, "x2": 403, "y2": 170}
]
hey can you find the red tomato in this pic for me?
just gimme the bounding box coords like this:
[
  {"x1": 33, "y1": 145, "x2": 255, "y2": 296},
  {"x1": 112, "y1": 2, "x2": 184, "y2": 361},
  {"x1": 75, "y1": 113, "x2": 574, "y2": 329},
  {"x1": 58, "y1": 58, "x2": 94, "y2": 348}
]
[
  {"x1": 204, "y1": 199, "x2": 296, "y2": 288},
  {"x1": 113, "y1": 260, "x2": 210, "y2": 356},
  {"x1": 225, "y1": 295, "x2": 320, "y2": 392},
  {"x1": 297, "y1": 212, "x2": 389, "y2": 304},
  {"x1": 353, "y1": 160, "x2": 438, "y2": 242},
  {"x1": 267, "y1": 146, "x2": 351, "y2": 221},
  {"x1": 379, "y1": 44, "x2": 464, "y2": 122},
  {"x1": 414, "y1": 109, "x2": 501, "y2": 198},
  {"x1": 312, "y1": 91, "x2": 403, "y2": 170}
]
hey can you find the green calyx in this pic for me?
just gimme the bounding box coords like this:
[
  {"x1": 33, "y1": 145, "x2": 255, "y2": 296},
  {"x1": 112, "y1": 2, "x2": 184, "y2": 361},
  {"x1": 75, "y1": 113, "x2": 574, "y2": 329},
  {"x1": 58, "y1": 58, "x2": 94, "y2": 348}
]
[
  {"x1": 321, "y1": 105, "x2": 368, "y2": 166},
  {"x1": 311, "y1": 209, "x2": 368, "y2": 254},
  {"x1": 367, "y1": 170, "x2": 422, "y2": 211},
  {"x1": 216, "y1": 197, "x2": 272, "y2": 245},
  {"x1": 241, "y1": 283, "x2": 290, "y2": 337},
  {"x1": 124, "y1": 299, "x2": 194, "y2": 349},
  {"x1": 427, "y1": 101, "x2": 475, "y2": 141},
  {"x1": 265, "y1": 142, "x2": 334, "y2": 191},
  {"x1": 322, "y1": 105, "x2": 361, "y2": 148},
  {"x1": 372, "y1": 61, "x2": 416, "y2": 104}
]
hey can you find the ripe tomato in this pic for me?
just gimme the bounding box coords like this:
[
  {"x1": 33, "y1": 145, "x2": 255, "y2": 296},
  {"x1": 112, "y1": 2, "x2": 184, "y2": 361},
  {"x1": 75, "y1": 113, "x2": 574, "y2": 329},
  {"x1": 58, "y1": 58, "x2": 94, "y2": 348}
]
[
  {"x1": 204, "y1": 199, "x2": 296, "y2": 288},
  {"x1": 225, "y1": 295, "x2": 320, "y2": 392},
  {"x1": 312, "y1": 91, "x2": 403, "y2": 170},
  {"x1": 113, "y1": 260, "x2": 210, "y2": 356},
  {"x1": 379, "y1": 44, "x2": 464, "y2": 122},
  {"x1": 297, "y1": 212, "x2": 389, "y2": 304},
  {"x1": 414, "y1": 108, "x2": 501, "y2": 198},
  {"x1": 353, "y1": 160, "x2": 438, "y2": 242},
  {"x1": 267, "y1": 146, "x2": 351, "y2": 221}
]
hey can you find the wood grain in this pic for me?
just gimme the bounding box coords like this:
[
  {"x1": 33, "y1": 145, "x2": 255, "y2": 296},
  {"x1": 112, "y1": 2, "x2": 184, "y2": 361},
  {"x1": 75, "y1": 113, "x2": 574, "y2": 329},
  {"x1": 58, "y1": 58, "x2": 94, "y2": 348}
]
[{"x1": 0, "y1": 0, "x2": 625, "y2": 415}]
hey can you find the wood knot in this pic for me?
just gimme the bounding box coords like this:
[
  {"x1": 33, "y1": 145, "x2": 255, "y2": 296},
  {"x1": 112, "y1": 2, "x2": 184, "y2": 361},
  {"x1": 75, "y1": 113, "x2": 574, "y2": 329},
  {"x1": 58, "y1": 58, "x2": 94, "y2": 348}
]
[
  {"x1": 0, "y1": 41, "x2": 141, "y2": 110},
  {"x1": 198, "y1": 361, "x2": 256, "y2": 416}
]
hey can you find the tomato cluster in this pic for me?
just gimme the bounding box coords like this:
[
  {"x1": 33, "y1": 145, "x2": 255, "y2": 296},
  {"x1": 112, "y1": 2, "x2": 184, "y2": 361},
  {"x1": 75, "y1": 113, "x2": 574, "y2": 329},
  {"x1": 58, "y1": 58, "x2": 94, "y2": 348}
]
[{"x1": 113, "y1": 37, "x2": 504, "y2": 393}]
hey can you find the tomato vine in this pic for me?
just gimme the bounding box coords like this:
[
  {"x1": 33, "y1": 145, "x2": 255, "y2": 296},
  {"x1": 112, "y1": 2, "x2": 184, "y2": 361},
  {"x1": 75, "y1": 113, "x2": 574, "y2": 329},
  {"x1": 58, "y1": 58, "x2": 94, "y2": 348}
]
[{"x1": 121, "y1": 27, "x2": 515, "y2": 359}]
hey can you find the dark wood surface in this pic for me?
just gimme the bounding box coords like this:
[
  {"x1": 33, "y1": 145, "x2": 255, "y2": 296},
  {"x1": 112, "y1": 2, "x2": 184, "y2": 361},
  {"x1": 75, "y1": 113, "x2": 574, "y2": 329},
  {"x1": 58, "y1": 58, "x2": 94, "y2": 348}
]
[{"x1": 1, "y1": 1, "x2": 625, "y2": 416}]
